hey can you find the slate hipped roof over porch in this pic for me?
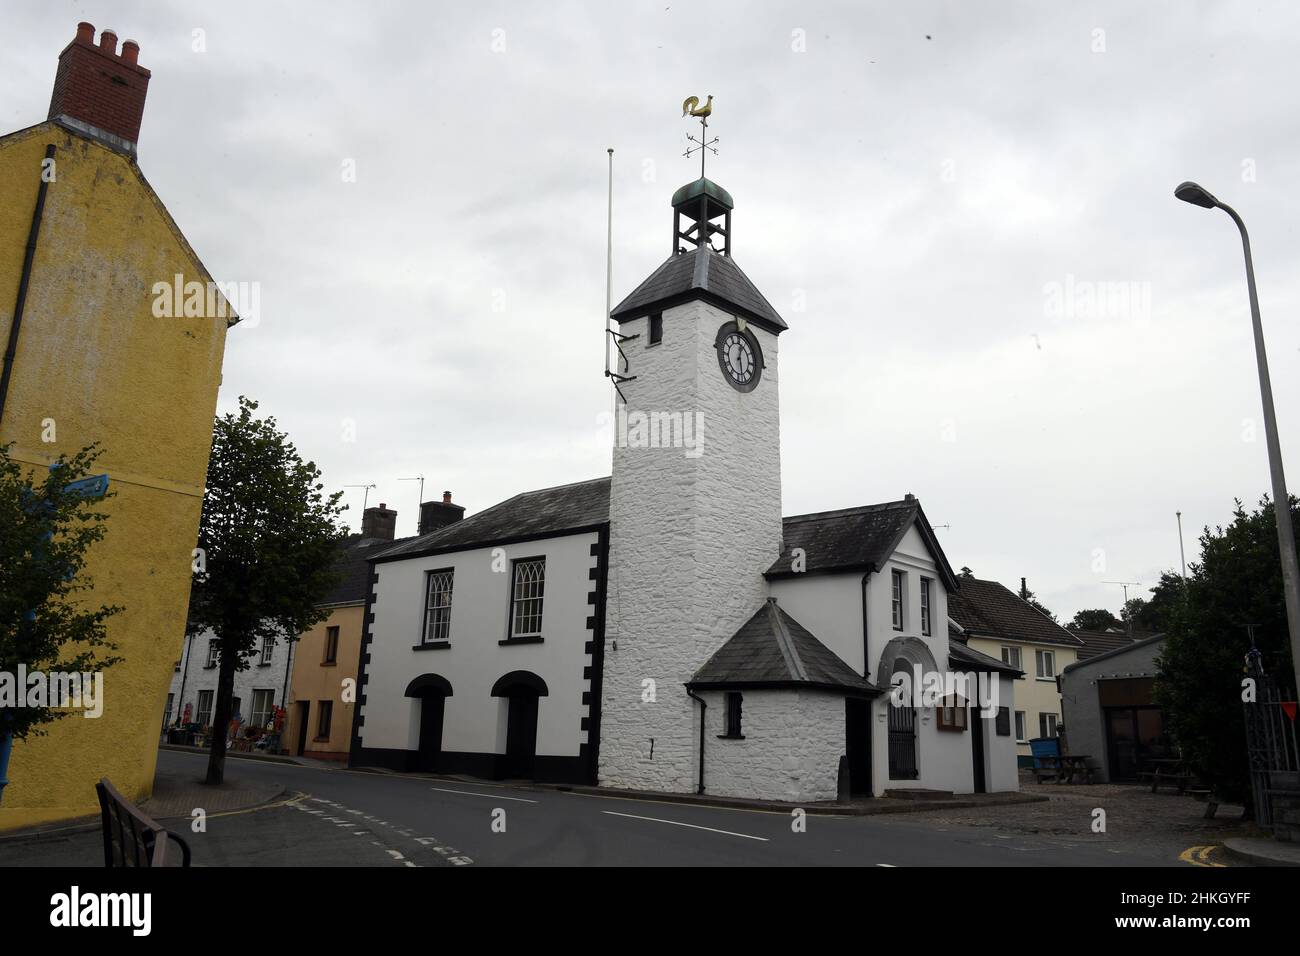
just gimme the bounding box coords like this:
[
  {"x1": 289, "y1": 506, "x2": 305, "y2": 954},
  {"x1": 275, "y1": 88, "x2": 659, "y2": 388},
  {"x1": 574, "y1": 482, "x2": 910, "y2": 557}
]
[{"x1": 689, "y1": 598, "x2": 880, "y2": 696}]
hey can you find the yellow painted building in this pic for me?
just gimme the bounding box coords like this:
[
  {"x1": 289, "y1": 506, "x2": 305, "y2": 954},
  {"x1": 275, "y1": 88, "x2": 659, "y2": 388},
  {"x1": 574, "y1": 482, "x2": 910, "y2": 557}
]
[
  {"x1": 0, "y1": 23, "x2": 232, "y2": 829},
  {"x1": 948, "y1": 575, "x2": 1084, "y2": 764}
]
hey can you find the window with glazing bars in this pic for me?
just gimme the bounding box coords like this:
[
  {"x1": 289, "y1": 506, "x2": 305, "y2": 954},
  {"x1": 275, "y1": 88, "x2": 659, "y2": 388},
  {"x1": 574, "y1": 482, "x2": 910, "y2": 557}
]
[
  {"x1": 510, "y1": 558, "x2": 546, "y2": 638},
  {"x1": 424, "y1": 569, "x2": 454, "y2": 643}
]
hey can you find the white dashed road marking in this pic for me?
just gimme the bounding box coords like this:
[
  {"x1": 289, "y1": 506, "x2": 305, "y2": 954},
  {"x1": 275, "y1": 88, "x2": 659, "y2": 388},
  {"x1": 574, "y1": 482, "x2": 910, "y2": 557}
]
[
  {"x1": 289, "y1": 794, "x2": 474, "y2": 866},
  {"x1": 429, "y1": 786, "x2": 539, "y2": 803},
  {"x1": 601, "y1": 810, "x2": 769, "y2": 841}
]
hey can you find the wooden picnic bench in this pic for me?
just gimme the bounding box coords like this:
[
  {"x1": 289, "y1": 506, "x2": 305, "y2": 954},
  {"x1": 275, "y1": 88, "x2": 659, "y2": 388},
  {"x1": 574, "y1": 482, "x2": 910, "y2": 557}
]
[{"x1": 95, "y1": 777, "x2": 192, "y2": 867}]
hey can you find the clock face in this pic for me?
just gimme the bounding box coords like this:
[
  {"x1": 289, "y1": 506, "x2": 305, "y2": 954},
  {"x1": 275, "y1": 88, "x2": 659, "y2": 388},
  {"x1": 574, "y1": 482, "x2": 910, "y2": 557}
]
[{"x1": 715, "y1": 321, "x2": 762, "y2": 392}]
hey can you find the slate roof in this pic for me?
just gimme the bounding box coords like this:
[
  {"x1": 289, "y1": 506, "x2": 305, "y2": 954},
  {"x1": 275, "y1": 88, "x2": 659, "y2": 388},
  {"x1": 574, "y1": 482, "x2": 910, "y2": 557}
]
[
  {"x1": 1063, "y1": 632, "x2": 1166, "y2": 673},
  {"x1": 370, "y1": 477, "x2": 610, "y2": 563},
  {"x1": 609, "y1": 245, "x2": 787, "y2": 333},
  {"x1": 765, "y1": 497, "x2": 958, "y2": 589},
  {"x1": 949, "y1": 638, "x2": 1024, "y2": 677},
  {"x1": 689, "y1": 599, "x2": 879, "y2": 695},
  {"x1": 947, "y1": 577, "x2": 1083, "y2": 648},
  {"x1": 320, "y1": 535, "x2": 413, "y2": 605},
  {"x1": 1070, "y1": 628, "x2": 1148, "y2": 661}
]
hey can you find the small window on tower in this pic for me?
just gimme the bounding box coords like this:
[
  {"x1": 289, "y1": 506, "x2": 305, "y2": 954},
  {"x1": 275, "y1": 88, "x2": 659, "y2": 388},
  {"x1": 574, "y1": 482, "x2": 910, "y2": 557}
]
[{"x1": 648, "y1": 312, "x2": 663, "y2": 345}]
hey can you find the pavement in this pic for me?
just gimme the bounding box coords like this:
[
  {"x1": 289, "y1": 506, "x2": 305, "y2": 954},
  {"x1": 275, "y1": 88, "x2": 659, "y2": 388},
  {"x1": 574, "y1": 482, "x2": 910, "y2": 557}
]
[
  {"x1": 0, "y1": 750, "x2": 1232, "y2": 866},
  {"x1": 1223, "y1": 837, "x2": 1300, "y2": 867}
]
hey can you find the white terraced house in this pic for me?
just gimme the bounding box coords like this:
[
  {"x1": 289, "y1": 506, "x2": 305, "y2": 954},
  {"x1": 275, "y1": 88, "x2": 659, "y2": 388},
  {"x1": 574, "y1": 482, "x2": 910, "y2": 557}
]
[{"x1": 350, "y1": 174, "x2": 1020, "y2": 802}]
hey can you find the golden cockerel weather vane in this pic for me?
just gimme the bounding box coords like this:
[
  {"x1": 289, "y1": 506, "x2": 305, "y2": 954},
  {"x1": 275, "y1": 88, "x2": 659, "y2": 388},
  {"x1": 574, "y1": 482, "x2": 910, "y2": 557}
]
[{"x1": 682, "y1": 94, "x2": 718, "y2": 178}]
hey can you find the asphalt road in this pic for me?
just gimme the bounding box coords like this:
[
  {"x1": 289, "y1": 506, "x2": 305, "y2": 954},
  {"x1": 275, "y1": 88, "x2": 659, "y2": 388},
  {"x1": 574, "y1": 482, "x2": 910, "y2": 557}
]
[{"x1": 3, "y1": 750, "x2": 1187, "y2": 867}]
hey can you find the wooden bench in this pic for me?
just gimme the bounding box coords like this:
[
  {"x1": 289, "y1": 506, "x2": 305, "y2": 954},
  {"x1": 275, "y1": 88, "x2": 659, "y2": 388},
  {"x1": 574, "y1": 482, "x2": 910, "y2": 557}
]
[{"x1": 95, "y1": 777, "x2": 192, "y2": 867}]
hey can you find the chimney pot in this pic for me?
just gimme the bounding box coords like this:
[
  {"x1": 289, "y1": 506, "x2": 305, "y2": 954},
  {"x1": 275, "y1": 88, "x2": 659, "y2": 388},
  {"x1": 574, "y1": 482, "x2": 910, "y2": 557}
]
[
  {"x1": 48, "y1": 21, "x2": 152, "y2": 148},
  {"x1": 443, "y1": 491, "x2": 452, "y2": 504}
]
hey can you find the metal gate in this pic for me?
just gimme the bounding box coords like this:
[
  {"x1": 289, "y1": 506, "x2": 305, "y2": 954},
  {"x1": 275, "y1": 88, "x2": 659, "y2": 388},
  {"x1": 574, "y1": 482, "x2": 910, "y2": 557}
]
[
  {"x1": 888, "y1": 704, "x2": 918, "y2": 780},
  {"x1": 1243, "y1": 647, "x2": 1300, "y2": 827}
]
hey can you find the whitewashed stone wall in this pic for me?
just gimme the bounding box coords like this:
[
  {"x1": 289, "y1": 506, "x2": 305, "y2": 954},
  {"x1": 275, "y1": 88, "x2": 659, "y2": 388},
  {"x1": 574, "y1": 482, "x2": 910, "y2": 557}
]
[
  {"x1": 701, "y1": 689, "x2": 844, "y2": 802},
  {"x1": 601, "y1": 296, "x2": 783, "y2": 793},
  {"x1": 165, "y1": 629, "x2": 293, "y2": 730}
]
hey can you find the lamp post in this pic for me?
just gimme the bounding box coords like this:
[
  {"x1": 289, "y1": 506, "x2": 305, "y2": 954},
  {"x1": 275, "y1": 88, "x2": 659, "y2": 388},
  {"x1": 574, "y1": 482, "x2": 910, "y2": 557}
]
[{"x1": 1176, "y1": 181, "x2": 1300, "y2": 698}]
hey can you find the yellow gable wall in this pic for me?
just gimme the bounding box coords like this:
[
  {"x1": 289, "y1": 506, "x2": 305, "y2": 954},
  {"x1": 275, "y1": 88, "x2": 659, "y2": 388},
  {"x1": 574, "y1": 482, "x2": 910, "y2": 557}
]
[{"x1": 0, "y1": 123, "x2": 229, "y2": 829}]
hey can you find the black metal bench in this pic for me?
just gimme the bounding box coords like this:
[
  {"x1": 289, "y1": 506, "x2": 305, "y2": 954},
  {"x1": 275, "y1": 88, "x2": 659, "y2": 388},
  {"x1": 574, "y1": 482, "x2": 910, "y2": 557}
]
[{"x1": 95, "y1": 777, "x2": 192, "y2": 867}]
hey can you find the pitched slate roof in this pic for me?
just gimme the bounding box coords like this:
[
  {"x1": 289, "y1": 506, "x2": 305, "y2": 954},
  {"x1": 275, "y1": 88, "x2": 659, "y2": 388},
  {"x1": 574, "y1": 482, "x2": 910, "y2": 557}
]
[
  {"x1": 948, "y1": 637, "x2": 1024, "y2": 677},
  {"x1": 1063, "y1": 632, "x2": 1166, "y2": 673},
  {"x1": 1070, "y1": 628, "x2": 1146, "y2": 661},
  {"x1": 609, "y1": 245, "x2": 787, "y2": 333},
  {"x1": 689, "y1": 599, "x2": 879, "y2": 695},
  {"x1": 765, "y1": 496, "x2": 958, "y2": 589},
  {"x1": 370, "y1": 477, "x2": 610, "y2": 563},
  {"x1": 947, "y1": 576, "x2": 1083, "y2": 648},
  {"x1": 320, "y1": 535, "x2": 413, "y2": 605}
]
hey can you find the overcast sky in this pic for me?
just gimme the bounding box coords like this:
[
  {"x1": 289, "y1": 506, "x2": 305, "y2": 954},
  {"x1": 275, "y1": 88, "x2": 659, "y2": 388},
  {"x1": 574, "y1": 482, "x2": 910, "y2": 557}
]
[{"x1": 8, "y1": 1, "x2": 1300, "y2": 621}]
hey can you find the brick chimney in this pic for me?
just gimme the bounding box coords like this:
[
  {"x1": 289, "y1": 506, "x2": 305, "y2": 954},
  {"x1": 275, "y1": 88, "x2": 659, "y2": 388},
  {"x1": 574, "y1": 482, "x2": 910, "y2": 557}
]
[
  {"x1": 361, "y1": 503, "x2": 398, "y2": 541},
  {"x1": 419, "y1": 491, "x2": 465, "y2": 535},
  {"x1": 47, "y1": 22, "x2": 152, "y2": 153}
]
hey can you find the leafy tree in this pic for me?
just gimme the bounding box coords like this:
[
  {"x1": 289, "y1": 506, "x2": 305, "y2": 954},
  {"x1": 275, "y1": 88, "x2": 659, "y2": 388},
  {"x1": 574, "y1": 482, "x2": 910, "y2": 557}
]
[
  {"x1": 1156, "y1": 496, "x2": 1297, "y2": 804},
  {"x1": 0, "y1": 444, "x2": 121, "y2": 743},
  {"x1": 188, "y1": 398, "x2": 346, "y2": 785},
  {"x1": 1068, "y1": 608, "x2": 1122, "y2": 631},
  {"x1": 1123, "y1": 572, "x2": 1186, "y2": 634}
]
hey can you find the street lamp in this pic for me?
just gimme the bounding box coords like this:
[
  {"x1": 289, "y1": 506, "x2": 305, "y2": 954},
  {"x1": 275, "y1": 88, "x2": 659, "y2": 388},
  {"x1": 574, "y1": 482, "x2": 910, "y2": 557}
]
[{"x1": 1177, "y1": 181, "x2": 1300, "y2": 699}]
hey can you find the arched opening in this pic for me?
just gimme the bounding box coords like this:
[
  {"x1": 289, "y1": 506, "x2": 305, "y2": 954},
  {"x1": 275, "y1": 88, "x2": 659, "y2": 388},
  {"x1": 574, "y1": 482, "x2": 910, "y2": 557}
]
[
  {"x1": 491, "y1": 671, "x2": 548, "y2": 779},
  {"x1": 405, "y1": 674, "x2": 453, "y2": 773}
]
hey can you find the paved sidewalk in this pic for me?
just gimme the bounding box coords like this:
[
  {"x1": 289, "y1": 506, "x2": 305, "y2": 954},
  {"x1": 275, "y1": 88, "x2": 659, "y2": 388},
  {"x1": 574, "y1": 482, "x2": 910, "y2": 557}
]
[
  {"x1": 1223, "y1": 837, "x2": 1300, "y2": 866},
  {"x1": 142, "y1": 770, "x2": 285, "y2": 821},
  {"x1": 0, "y1": 760, "x2": 287, "y2": 843}
]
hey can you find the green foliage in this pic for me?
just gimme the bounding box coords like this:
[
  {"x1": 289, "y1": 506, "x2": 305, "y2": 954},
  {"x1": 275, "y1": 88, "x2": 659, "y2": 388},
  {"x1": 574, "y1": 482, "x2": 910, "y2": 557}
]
[
  {"x1": 1156, "y1": 497, "x2": 1297, "y2": 801},
  {"x1": 1069, "y1": 608, "x2": 1122, "y2": 631},
  {"x1": 0, "y1": 444, "x2": 121, "y2": 740},
  {"x1": 188, "y1": 397, "x2": 346, "y2": 782}
]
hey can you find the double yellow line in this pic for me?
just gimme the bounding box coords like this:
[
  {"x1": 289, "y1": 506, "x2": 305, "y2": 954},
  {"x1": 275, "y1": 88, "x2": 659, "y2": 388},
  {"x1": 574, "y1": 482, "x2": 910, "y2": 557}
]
[{"x1": 1179, "y1": 844, "x2": 1225, "y2": 867}]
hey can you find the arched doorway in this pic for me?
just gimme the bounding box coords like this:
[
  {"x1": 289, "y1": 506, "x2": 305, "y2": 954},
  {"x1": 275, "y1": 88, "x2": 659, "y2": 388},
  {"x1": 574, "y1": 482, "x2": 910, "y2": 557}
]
[
  {"x1": 405, "y1": 674, "x2": 453, "y2": 773},
  {"x1": 491, "y1": 671, "x2": 549, "y2": 779},
  {"x1": 877, "y1": 637, "x2": 939, "y2": 783}
]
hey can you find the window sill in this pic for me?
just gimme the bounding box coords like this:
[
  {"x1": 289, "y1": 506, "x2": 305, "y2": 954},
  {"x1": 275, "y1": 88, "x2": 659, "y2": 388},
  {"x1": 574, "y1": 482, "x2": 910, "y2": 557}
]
[
  {"x1": 312, "y1": 736, "x2": 330, "y2": 743},
  {"x1": 717, "y1": 734, "x2": 745, "y2": 740},
  {"x1": 1034, "y1": 677, "x2": 1056, "y2": 682},
  {"x1": 413, "y1": 641, "x2": 450, "y2": 651},
  {"x1": 499, "y1": 636, "x2": 544, "y2": 646},
  {"x1": 321, "y1": 660, "x2": 338, "y2": 666},
  {"x1": 257, "y1": 662, "x2": 272, "y2": 668}
]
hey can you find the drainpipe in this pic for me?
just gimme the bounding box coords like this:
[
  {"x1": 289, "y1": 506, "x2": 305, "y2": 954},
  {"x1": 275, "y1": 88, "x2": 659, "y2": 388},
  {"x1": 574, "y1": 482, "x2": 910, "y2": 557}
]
[
  {"x1": 860, "y1": 571, "x2": 874, "y2": 681},
  {"x1": 685, "y1": 686, "x2": 707, "y2": 794},
  {"x1": 175, "y1": 631, "x2": 194, "y2": 728},
  {"x1": 0, "y1": 144, "x2": 56, "y2": 427}
]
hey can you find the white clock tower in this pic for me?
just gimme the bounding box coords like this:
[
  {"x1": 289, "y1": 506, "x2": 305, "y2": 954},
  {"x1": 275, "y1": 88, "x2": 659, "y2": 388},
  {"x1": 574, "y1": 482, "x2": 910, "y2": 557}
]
[{"x1": 599, "y1": 175, "x2": 788, "y2": 793}]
